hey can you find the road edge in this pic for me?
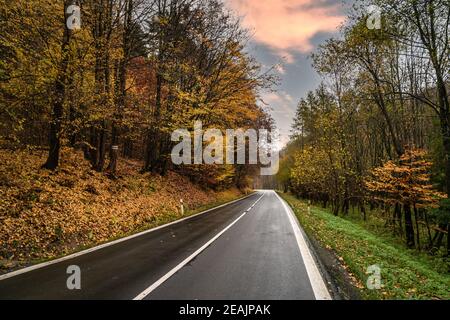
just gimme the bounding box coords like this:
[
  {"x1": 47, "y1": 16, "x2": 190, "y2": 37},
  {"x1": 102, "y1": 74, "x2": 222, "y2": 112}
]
[
  {"x1": 134, "y1": 193, "x2": 266, "y2": 300},
  {"x1": 277, "y1": 192, "x2": 364, "y2": 300},
  {"x1": 274, "y1": 191, "x2": 333, "y2": 300},
  {"x1": 0, "y1": 192, "x2": 259, "y2": 281}
]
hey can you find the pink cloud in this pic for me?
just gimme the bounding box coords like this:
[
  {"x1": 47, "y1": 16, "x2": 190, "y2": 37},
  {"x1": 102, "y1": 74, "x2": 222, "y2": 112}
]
[{"x1": 226, "y1": 0, "x2": 345, "y2": 60}]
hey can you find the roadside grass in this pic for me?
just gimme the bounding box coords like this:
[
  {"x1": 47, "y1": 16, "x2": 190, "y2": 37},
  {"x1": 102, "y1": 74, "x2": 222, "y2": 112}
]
[
  {"x1": 279, "y1": 192, "x2": 450, "y2": 300},
  {"x1": 183, "y1": 189, "x2": 254, "y2": 217},
  {"x1": 130, "y1": 188, "x2": 253, "y2": 234},
  {"x1": 342, "y1": 206, "x2": 448, "y2": 260},
  {"x1": 128, "y1": 188, "x2": 254, "y2": 238}
]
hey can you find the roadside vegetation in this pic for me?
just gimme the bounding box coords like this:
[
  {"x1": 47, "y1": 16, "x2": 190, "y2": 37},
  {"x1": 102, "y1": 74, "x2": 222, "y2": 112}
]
[
  {"x1": 281, "y1": 193, "x2": 450, "y2": 300},
  {"x1": 0, "y1": 148, "x2": 247, "y2": 272},
  {"x1": 277, "y1": 0, "x2": 450, "y2": 263}
]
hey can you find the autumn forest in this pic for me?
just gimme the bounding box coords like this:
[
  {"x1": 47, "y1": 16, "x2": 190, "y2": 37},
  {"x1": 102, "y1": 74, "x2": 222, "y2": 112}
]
[
  {"x1": 278, "y1": 0, "x2": 450, "y2": 258},
  {"x1": 0, "y1": 0, "x2": 449, "y2": 300}
]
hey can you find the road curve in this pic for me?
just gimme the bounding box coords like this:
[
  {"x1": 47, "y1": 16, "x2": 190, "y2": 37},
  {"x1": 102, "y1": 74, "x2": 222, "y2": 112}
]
[{"x1": 0, "y1": 190, "x2": 330, "y2": 300}]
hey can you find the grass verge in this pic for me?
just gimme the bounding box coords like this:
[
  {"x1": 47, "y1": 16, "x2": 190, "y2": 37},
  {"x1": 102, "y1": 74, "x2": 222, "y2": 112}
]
[{"x1": 279, "y1": 192, "x2": 450, "y2": 300}]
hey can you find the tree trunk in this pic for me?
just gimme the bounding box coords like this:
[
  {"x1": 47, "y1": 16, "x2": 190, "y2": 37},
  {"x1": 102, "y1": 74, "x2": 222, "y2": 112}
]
[
  {"x1": 404, "y1": 204, "x2": 415, "y2": 248},
  {"x1": 43, "y1": 1, "x2": 72, "y2": 170},
  {"x1": 394, "y1": 203, "x2": 402, "y2": 236},
  {"x1": 447, "y1": 224, "x2": 450, "y2": 257},
  {"x1": 107, "y1": 145, "x2": 118, "y2": 176},
  {"x1": 144, "y1": 9, "x2": 165, "y2": 173},
  {"x1": 94, "y1": 122, "x2": 107, "y2": 172},
  {"x1": 413, "y1": 205, "x2": 420, "y2": 251},
  {"x1": 424, "y1": 210, "x2": 433, "y2": 248},
  {"x1": 107, "y1": 0, "x2": 133, "y2": 173},
  {"x1": 360, "y1": 202, "x2": 367, "y2": 222},
  {"x1": 371, "y1": 72, "x2": 404, "y2": 157},
  {"x1": 430, "y1": 231, "x2": 444, "y2": 255},
  {"x1": 332, "y1": 199, "x2": 339, "y2": 216},
  {"x1": 122, "y1": 137, "x2": 133, "y2": 158}
]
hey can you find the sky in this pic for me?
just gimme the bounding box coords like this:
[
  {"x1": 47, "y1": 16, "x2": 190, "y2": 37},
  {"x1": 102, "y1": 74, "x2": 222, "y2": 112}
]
[{"x1": 225, "y1": 0, "x2": 353, "y2": 148}]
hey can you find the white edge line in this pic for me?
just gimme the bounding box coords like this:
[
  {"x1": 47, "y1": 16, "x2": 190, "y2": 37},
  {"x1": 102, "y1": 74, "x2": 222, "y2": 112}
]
[
  {"x1": 274, "y1": 191, "x2": 332, "y2": 300},
  {"x1": 133, "y1": 193, "x2": 265, "y2": 300},
  {"x1": 0, "y1": 192, "x2": 260, "y2": 281}
]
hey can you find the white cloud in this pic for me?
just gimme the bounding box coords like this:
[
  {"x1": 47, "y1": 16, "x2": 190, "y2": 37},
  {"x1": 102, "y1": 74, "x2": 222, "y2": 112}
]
[{"x1": 227, "y1": 0, "x2": 345, "y2": 59}]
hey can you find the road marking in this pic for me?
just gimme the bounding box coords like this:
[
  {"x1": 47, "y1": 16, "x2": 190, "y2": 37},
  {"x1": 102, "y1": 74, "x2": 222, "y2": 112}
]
[
  {"x1": 274, "y1": 191, "x2": 332, "y2": 300},
  {"x1": 0, "y1": 192, "x2": 260, "y2": 281},
  {"x1": 133, "y1": 193, "x2": 266, "y2": 300}
]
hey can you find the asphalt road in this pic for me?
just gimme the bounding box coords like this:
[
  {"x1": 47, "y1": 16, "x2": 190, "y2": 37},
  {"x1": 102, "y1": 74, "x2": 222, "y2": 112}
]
[{"x1": 0, "y1": 190, "x2": 331, "y2": 300}]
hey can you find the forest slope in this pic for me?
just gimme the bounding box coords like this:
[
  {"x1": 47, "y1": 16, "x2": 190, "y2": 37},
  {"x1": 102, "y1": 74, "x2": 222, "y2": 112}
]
[{"x1": 0, "y1": 148, "x2": 245, "y2": 272}]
